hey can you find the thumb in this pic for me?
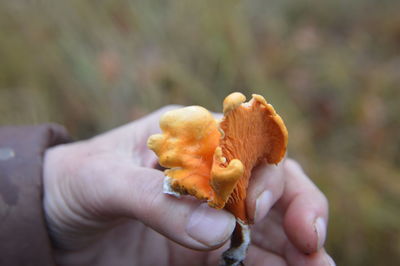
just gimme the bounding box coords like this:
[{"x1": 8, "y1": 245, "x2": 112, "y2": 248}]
[{"x1": 100, "y1": 162, "x2": 236, "y2": 250}]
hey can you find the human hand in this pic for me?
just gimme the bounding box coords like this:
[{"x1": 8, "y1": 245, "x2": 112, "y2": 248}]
[{"x1": 43, "y1": 106, "x2": 335, "y2": 266}]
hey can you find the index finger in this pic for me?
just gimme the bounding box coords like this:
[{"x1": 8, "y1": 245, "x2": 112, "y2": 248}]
[{"x1": 276, "y1": 159, "x2": 329, "y2": 254}]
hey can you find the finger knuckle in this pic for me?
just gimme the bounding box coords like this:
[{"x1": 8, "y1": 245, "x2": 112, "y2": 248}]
[{"x1": 284, "y1": 158, "x2": 304, "y2": 174}]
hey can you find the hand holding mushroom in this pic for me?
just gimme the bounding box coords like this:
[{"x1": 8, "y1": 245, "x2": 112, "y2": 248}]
[{"x1": 43, "y1": 96, "x2": 334, "y2": 266}]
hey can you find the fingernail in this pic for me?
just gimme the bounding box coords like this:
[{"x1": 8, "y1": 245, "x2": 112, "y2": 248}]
[
  {"x1": 186, "y1": 203, "x2": 235, "y2": 247},
  {"x1": 254, "y1": 190, "x2": 273, "y2": 223},
  {"x1": 314, "y1": 217, "x2": 327, "y2": 250},
  {"x1": 325, "y1": 254, "x2": 336, "y2": 266}
]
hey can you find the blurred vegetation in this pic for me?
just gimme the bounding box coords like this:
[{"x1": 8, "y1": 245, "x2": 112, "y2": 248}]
[{"x1": 1, "y1": 0, "x2": 399, "y2": 265}]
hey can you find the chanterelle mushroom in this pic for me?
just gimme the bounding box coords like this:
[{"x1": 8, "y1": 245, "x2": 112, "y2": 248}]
[{"x1": 147, "y1": 92, "x2": 288, "y2": 266}]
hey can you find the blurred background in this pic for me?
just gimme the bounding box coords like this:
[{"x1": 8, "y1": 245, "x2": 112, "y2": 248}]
[{"x1": 1, "y1": 0, "x2": 399, "y2": 265}]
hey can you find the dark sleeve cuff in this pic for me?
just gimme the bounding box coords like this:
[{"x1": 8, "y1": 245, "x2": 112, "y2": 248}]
[{"x1": 0, "y1": 124, "x2": 71, "y2": 266}]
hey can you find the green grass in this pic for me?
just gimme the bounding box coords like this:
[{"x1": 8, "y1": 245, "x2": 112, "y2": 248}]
[{"x1": 1, "y1": 0, "x2": 399, "y2": 265}]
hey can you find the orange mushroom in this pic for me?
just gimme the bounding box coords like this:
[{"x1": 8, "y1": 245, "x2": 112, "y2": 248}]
[
  {"x1": 211, "y1": 92, "x2": 288, "y2": 223},
  {"x1": 147, "y1": 106, "x2": 221, "y2": 201},
  {"x1": 147, "y1": 92, "x2": 288, "y2": 265}
]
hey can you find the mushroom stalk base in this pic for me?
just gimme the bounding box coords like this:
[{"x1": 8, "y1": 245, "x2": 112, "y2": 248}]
[{"x1": 220, "y1": 220, "x2": 250, "y2": 266}]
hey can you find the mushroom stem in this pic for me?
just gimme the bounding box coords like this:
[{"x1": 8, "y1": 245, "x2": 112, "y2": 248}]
[{"x1": 220, "y1": 220, "x2": 250, "y2": 266}]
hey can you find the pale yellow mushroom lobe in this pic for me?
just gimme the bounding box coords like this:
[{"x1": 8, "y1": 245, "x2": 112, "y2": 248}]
[{"x1": 223, "y1": 92, "x2": 246, "y2": 114}]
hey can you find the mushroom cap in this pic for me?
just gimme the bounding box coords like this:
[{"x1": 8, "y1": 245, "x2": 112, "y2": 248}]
[
  {"x1": 147, "y1": 106, "x2": 221, "y2": 200},
  {"x1": 147, "y1": 92, "x2": 288, "y2": 223},
  {"x1": 211, "y1": 93, "x2": 288, "y2": 222}
]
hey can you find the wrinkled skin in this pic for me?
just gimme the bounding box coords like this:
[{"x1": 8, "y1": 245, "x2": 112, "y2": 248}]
[{"x1": 43, "y1": 106, "x2": 335, "y2": 266}]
